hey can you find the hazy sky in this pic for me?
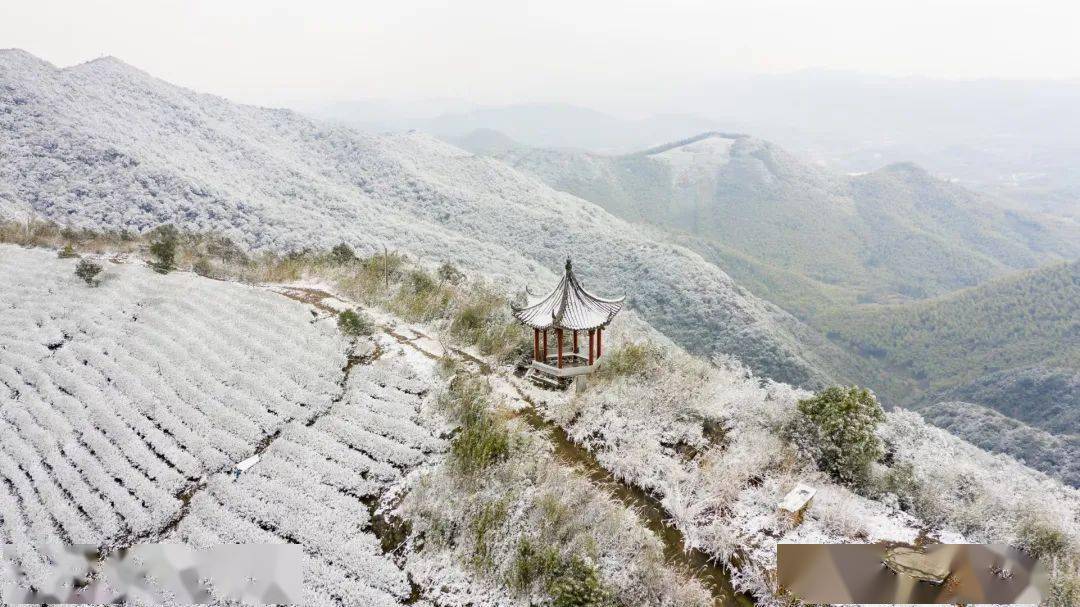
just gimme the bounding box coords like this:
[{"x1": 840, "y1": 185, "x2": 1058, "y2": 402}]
[{"x1": 3, "y1": 0, "x2": 1079, "y2": 111}]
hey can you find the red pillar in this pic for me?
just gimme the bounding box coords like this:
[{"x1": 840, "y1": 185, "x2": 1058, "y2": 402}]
[
  {"x1": 573, "y1": 330, "x2": 579, "y2": 355},
  {"x1": 556, "y1": 329, "x2": 564, "y2": 368},
  {"x1": 543, "y1": 329, "x2": 548, "y2": 361},
  {"x1": 533, "y1": 328, "x2": 539, "y2": 361},
  {"x1": 597, "y1": 327, "x2": 602, "y2": 358},
  {"x1": 588, "y1": 329, "x2": 595, "y2": 365}
]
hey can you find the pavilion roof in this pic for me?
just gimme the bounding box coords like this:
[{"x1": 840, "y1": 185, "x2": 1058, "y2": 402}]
[{"x1": 512, "y1": 258, "x2": 624, "y2": 331}]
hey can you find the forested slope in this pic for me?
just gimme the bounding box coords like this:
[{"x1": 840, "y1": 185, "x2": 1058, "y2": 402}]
[
  {"x1": 820, "y1": 260, "x2": 1080, "y2": 401},
  {"x1": 0, "y1": 49, "x2": 869, "y2": 389},
  {"x1": 488, "y1": 133, "x2": 1079, "y2": 316}
]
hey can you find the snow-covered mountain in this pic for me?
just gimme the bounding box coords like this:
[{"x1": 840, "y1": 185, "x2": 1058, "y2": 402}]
[{"x1": 0, "y1": 49, "x2": 864, "y2": 389}]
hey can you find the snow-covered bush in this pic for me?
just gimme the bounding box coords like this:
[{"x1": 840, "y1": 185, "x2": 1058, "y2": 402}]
[
  {"x1": 74, "y1": 258, "x2": 102, "y2": 285},
  {"x1": 1048, "y1": 571, "x2": 1080, "y2": 607},
  {"x1": 329, "y1": 243, "x2": 357, "y2": 265},
  {"x1": 192, "y1": 257, "x2": 213, "y2": 277},
  {"x1": 449, "y1": 286, "x2": 530, "y2": 363},
  {"x1": 786, "y1": 386, "x2": 885, "y2": 486},
  {"x1": 337, "y1": 309, "x2": 374, "y2": 337},
  {"x1": 438, "y1": 262, "x2": 465, "y2": 286},
  {"x1": 441, "y1": 376, "x2": 513, "y2": 475},
  {"x1": 592, "y1": 341, "x2": 664, "y2": 382},
  {"x1": 148, "y1": 224, "x2": 179, "y2": 272},
  {"x1": 1016, "y1": 505, "x2": 1074, "y2": 559}
]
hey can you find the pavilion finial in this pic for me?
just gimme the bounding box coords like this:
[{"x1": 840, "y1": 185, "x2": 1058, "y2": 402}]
[{"x1": 565, "y1": 257, "x2": 572, "y2": 273}]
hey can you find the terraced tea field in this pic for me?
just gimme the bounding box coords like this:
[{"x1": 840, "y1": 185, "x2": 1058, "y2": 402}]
[{"x1": 0, "y1": 245, "x2": 447, "y2": 603}]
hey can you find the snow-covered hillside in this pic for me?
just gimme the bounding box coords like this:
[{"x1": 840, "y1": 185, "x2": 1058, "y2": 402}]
[
  {"x1": 0, "y1": 245, "x2": 355, "y2": 597},
  {"x1": 0, "y1": 49, "x2": 863, "y2": 389},
  {"x1": 0, "y1": 245, "x2": 721, "y2": 605}
]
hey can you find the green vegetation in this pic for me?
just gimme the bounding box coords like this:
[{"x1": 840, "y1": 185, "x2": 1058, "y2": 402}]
[
  {"x1": 1017, "y1": 512, "x2": 1071, "y2": 560},
  {"x1": 336, "y1": 309, "x2": 374, "y2": 337},
  {"x1": 329, "y1": 243, "x2": 356, "y2": 265},
  {"x1": 148, "y1": 224, "x2": 179, "y2": 272},
  {"x1": 58, "y1": 244, "x2": 78, "y2": 259},
  {"x1": 787, "y1": 386, "x2": 885, "y2": 486},
  {"x1": 549, "y1": 557, "x2": 612, "y2": 607},
  {"x1": 441, "y1": 376, "x2": 513, "y2": 475},
  {"x1": 404, "y1": 372, "x2": 638, "y2": 606},
  {"x1": 593, "y1": 341, "x2": 661, "y2": 382},
  {"x1": 820, "y1": 261, "x2": 1080, "y2": 406},
  {"x1": 74, "y1": 258, "x2": 102, "y2": 286},
  {"x1": 470, "y1": 500, "x2": 509, "y2": 571},
  {"x1": 449, "y1": 286, "x2": 531, "y2": 363},
  {"x1": 512, "y1": 538, "x2": 562, "y2": 591}
]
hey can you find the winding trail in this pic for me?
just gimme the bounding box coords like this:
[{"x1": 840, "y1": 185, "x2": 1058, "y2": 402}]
[{"x1": 277, "y1": 285, "x2": 753, "y2": 607}]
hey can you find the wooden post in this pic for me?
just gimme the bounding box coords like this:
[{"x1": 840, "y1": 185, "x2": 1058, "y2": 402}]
[
  {"x1": 543, "y1": 329, "x2": 548, "y2": 361},
  {"x1": 556, "y1": 329, "x2": 564, "y2": 368},
  {"x1": 588, "y1": 329, "x2": 595, "y2": 365},
  {"x1": 533, "y1": 328, "x2": 540, "y2": 361},
  {"x1": 597, "y1": 327, "x2": 602, "y2": 358},
  {"x1": 573, "y1": 330, "x2": 579, "y2": 354}
]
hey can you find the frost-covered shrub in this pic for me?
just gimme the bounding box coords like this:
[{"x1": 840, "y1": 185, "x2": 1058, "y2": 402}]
[
  {"x1": 192, "y1": 257, "x2": 213, "y2": 277},
  {"x1": 593, "y1": 341, "x2": 663, "y2": 381},
  {"x1": 74, "y1": 258, "x2": 102, "y2": 285},
  {"x1": 337, "y1": 309, "x2": 374, "y2": 337},
  {"x1": 149, "y1": 224, "x2": 179, "y2": 272},
  {"x1": 1016, "y1": 508, "x2": 1072, "y2": 559},
  {"x1": 206, "y1": 234, "x2": 249, "y2": 265},
  {"x1": 441, "y1": 376, "x2": 512, "y2": 474},
  {"x1": 58, "y1": 244, "x2": 78, "y2": 258},
  {"x1": 786, "y1": 386, "x2": 884, "y2": 486},
  {"x1": 450, "y1": 288, "x2": 530, "y2": 363},
  {"x1": 329, "y1": 243, "x2": 356, "y2": 265},
  {"x1": 549, "y1": 557, "x2": 611, "y2": 607},
  {"x1": 1048, "y1": 571, "x2": 1080, "y2": 607},
  {"x1": 394, "y1": 268, "x2": 451, "y2": 321},
  {"x1": 437, "y1": 262, "x2": 465, "y2": 285}
]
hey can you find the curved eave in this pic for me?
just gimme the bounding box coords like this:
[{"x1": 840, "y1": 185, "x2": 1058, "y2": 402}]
[{"x1": 511, "y1": 270, "x2": 624, "y2": 331}]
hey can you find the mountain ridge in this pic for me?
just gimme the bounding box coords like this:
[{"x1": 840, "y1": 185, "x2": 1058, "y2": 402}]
[
  {"x1": 0, "y1": 49, "x2": 864, "y2": 390},
  {"x1": 484, "y1": 130, "x2": 1079, "y2": 313}
]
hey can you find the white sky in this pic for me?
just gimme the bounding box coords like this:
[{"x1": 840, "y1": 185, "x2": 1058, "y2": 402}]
[{"x1": 3, "y1": 0, "x2": 1079, "y2": 110}]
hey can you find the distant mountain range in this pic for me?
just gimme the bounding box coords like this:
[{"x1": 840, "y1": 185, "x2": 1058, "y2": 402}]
[
  {"x1": 0, "y1": 49, "x2": 861, "y2": 390},
  {"x1": 309, "y1": 74, "x2": 1080, "y2": 227},
  {"x1": 475, "y1": 131, "x2": 1079, "y2": 317},
  {"x1": 316, "y1": 99, "x2": 726, "y2": 154}
]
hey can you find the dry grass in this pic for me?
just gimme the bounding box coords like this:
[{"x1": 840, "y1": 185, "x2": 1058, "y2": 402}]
[{"x1": 1, "y1": 217, "x2": 530, "y2": 364}]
